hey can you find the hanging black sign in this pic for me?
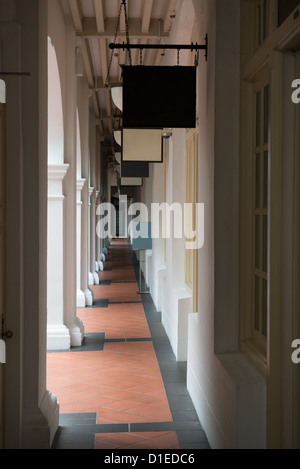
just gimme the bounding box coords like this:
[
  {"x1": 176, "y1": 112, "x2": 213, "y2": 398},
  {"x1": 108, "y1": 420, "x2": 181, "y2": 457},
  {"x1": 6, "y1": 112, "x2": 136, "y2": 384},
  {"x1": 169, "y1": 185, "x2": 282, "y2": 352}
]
[
  {"x1": 121, "y1": 161, "x2": 149, "y2": 178},
  {"x1": 122, "y1": 66, "x2": 197, "y2": 129}
]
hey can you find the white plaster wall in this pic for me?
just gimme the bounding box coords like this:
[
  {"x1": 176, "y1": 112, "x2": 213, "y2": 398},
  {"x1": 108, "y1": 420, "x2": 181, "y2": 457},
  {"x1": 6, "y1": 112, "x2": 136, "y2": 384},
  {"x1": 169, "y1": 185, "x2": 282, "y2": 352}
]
[
  {"x1": 186, "y1": 0, "x2": 266, "y2": 449},
  {"x1": 157, "y1": 1, "x2": 194, "y2": 361}
]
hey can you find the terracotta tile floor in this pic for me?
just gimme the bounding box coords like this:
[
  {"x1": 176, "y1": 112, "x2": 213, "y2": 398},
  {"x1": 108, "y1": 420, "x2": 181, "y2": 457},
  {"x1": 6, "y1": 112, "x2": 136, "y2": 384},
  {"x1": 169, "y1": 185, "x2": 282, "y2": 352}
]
[
  {"x1": 90, "y1": 282, "x2": 141, "y2": 303},
  {"x1": 77, "y1": 303, "x2": 150, "y2": 338},
  {"x1": 47, "y1": 344, "x2": 171, "y2": 423},
  {"x1": 48, "y1": 238, "x2": 209, "y2": 450},
  {"x1": 99, "y1": 268, "x2": 136, "y2": 282},
  {"x1": 47, "y1": 239, "x2": 176, "y2": 449}
]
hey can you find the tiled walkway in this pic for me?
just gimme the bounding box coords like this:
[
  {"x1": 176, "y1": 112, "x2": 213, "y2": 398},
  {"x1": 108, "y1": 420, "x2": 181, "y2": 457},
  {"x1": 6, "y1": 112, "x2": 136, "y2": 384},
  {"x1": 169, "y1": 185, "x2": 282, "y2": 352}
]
[{"x1": 47, "y1": 239, "x2": 210, "y2": 450}]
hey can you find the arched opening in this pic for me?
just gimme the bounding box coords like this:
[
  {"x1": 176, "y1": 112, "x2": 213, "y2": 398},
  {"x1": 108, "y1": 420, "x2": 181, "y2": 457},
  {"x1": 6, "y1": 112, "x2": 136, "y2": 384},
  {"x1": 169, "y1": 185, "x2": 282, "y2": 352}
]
[
  {"x1": 47, "y1": 37, "x2": 64, "y2": 165},
  {"x1": 46, "y1": 36, "x2": 70, "y2": 351}
]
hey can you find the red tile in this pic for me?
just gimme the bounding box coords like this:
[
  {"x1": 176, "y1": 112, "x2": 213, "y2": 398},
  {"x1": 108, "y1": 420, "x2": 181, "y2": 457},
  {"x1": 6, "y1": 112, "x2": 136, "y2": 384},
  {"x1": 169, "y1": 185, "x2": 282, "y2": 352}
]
[{"x1": 47, "y1": 242, "x2": 174, "y2": 427}]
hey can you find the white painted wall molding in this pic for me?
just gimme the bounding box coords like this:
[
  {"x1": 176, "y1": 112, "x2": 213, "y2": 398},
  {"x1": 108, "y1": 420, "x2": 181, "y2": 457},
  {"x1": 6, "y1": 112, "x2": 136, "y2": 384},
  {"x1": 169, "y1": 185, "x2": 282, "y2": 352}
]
[
  {"x1": 89, "y1": 186, "x2": 95, "y2": 199},
  {"x1": 77, "y1": 178, "x2": 86, "y2": 194},
  {"x1": 48, "y1": 164, "x2": 70, "y2": 180},
  {"x1": 162, "y1": 286, "x2": 192, "y2": 361}
]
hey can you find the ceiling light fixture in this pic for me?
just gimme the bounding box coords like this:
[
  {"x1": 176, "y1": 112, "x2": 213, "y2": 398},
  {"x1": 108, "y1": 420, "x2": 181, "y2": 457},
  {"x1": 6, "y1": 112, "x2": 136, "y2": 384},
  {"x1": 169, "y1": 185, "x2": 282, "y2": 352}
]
[
  {"x1": 111, "y1": 85, "x2": 123, "y2": 112},
  {"x1": 105, "y1": 1, "x2": 132, "y2": 116}
]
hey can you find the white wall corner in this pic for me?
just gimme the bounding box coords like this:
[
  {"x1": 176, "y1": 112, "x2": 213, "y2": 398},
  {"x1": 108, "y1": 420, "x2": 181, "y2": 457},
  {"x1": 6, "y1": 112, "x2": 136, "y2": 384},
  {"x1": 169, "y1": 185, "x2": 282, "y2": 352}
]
[
  {"x1": 173, "y1": 288, "x2": 193, "y2": 361},
  {"x1": 145, "y1": 250, "x2": 152, "y2": 287},
  {"x1": 162, "y1": 286, "x2": 192, "y2": 361},
  {"x1": 151, "y1": 265, "x2": 166, "y2": 312}
]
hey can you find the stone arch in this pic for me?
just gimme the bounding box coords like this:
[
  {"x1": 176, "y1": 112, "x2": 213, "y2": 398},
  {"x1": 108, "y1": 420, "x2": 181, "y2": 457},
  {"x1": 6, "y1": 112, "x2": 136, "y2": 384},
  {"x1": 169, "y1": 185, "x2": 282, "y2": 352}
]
[
  {"x1": 47, "y1": 36, "x2": 64, "y2": 164},
  {"x1": 76, "y1": 108, "x2": 82, "y2": 179}
]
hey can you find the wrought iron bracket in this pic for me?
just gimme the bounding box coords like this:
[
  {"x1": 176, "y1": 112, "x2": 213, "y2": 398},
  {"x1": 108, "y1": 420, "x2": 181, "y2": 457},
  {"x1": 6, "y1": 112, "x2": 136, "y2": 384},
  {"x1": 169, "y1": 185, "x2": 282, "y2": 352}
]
[{"x1": 109, "y1": 34, "x2": 208, "y2": 62}]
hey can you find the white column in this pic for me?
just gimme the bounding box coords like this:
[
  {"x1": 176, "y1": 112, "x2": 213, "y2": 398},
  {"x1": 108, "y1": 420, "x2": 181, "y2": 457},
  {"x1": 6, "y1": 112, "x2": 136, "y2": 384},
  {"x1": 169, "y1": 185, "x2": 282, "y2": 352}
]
[
  {"x1": 97, "y1": 193, "x2": 105, "y2": 272},
  {"x1": 90, "y1": 187, "x2": 99, "y2": 284},
  {"x1": 95, "y1": 190, "x2": 100, "y2": 270},
  {"x1": 81, "y1": 181, "x2": 94, "y2": 305},
  {"x1": 47, "y1": 165, "x2": 71, "y2": 350},
  {"x1": 4, "y1": 6, "x2": 59, "y2": 448},
  {"x1": 88, "y1": 186, "x2": 95, "y2": 286},
  {"x1": 76, "y1": 178, "x2": 86, "y2": 307},
  {"x1": 63, "y1": 24, "x2": 84, "y2": 347}
]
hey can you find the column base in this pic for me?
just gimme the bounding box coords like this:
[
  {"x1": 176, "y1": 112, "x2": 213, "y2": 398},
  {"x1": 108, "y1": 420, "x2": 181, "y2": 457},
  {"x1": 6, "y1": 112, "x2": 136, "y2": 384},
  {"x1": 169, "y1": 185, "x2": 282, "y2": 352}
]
[
  {"x1": 76, "y1": 289, "x2": 86, "y2": 308},
  {"x1": 93, "y1": 271, "x2": 100, "y2": 285},
  {"x1": 98, "y1": 260, "x2": 104, "y2": 271},
  {"x1": 47, "y1": 324, "x2": 70, "y2": 351},
  {"x1": 69, "y1": 317, "x2": 85, "y2": 347},
  {"x1": 22, "y1": 390, "x2": 59, "y2": 449},
  {"x1": 84, "y1": 288, "x2": 94, "y2": 306},
  {"x1": 88, "y1": 271, "x2": 94, "y2": 286}
]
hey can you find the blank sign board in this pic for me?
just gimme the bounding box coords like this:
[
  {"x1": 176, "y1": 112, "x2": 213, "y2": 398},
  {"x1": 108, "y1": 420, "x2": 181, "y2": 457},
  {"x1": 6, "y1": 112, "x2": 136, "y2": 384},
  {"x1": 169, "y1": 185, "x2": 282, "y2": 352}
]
[{"x1": 122, "y1": 129, "x2": 162, "y2": 162}]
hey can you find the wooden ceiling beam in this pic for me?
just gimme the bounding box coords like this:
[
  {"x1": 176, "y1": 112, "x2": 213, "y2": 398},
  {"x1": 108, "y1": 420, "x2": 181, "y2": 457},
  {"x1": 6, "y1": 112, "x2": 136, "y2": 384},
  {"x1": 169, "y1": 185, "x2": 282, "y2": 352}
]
[
  {"x1": 163, "y1": 0, "x2": 178, "y2": 33},
  {"x1": 94, "y1": 0, "x2": 105, "y2": 33},
  {"x1": 78, "y1": 17, "x2": 169, "y2": 39},
  {"x1": 68, "y1": 0, "x2": 83, "y2": 32},
  {"x1": 141, "y1": 0, "x2": 154, "y2": 33},
  {"x1": 80, "y1": 38, "x2": 95, "y2": 89}
]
